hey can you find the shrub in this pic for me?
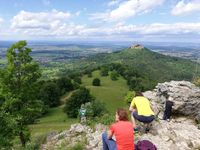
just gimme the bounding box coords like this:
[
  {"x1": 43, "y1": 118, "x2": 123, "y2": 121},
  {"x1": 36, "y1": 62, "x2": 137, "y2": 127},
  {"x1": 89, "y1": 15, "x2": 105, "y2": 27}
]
[
  {"x1": 124, "y1": 91, "x2": 135, "y2": 104},
  {"x1": 92, "y1": 78, "x2": 101, "y2": 86},
  {"x1": 84, "y1": 101, "x2": 107, "y2": 118},
  {"x1": 56, "y1": 77, "x2": 74, "y2": 95},
  {"x1": 98, "y1": 113, "x2": 115, "y2": 125},
  {"x1": 100, "y1": 67, "x2": 109, "y2": 76},
  {"x1": 39, "y1": 82, "x2": 60, "y2": 107},
  {"x1": 87, "y1": 72, "x2": 92, "y2": 78},
  {"x1": 73, "y1": 77, "x2": 82, "y2": 84},
  {"x1": 110, "y1": 71, "x2": 119, "y2": 81},
  {"x1": 63, "y1": 87, "x2": 94, "y2": 118},
  {"x1": 68, "y1": 143, "x2": 84, "y2": 150}
]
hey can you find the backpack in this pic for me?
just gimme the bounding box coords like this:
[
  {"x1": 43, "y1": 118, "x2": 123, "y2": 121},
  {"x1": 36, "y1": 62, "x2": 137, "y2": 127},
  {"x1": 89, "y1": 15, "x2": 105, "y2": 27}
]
[{"x1": 135, "y1": 140, "x2": 157, "y2": 150}]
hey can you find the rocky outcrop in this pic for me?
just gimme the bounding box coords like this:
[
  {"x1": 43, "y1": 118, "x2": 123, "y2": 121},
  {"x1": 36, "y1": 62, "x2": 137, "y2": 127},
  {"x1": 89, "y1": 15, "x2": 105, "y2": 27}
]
[
  {"x1": 137, "y1": 118, "x2": 200, "y2": 150},
  {"x1": 42, "y1": 119, "x2": 200, "y2": 150},
  {"x1": 143, "y1": 81, "x2": 200, "y2": 122},
  {"x1": 41, "y1": 123, "x2": 106, "y2": 150}
]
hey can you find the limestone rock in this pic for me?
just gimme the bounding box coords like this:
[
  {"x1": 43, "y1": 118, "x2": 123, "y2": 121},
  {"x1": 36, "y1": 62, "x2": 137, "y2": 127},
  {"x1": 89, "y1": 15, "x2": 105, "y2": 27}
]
[
  {"x1": 137, "y1": 118, "x2": 200, "y2": 150},
  {"x1": 144, "y1": 81, "x2": 200, "y2": 122}
]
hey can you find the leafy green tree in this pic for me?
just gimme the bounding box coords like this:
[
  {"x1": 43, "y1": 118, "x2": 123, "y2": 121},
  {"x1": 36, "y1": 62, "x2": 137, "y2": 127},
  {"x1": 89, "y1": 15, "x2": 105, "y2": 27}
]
[
  {"x1": 110, "y1": 70, "x2": 119, "y2": 81},
  {"x1": 100, "y1": 66, "x2": 109, "y2": 76},
  {"x1": 56, "y1": 77, "x2": 74, "y2": 95},
  {"x1": 92, "y1": 78, "x2": 101, "y2": 86},
  {"x1": 73, "y1": 76, "x2": 82, "y2": 84},
  {"x1": 64, "y1": 87, "x2": 94, "y2": 118},
  {"x1": 39, "y1": 81, "x2": 60, "y2": 107},
  {"x1": 84, "y1": 100, "x2": 106, "y2": 119},
  {"x1": 0, "y1": 111, "x2": 16, "y2": 148},
  {"x1": 87, "y1": 72, "x2": 92, "y2": 78},
  {"x1": 0, "y1": 41, "x2": 42, "y2": 147}
]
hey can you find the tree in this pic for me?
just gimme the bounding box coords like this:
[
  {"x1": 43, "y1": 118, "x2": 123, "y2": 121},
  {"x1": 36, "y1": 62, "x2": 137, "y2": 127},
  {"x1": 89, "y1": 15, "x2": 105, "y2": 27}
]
[
  {"x1": 0, "y1": 111, "x2": 16, "y2": 148},
  {"x1": 56, "y1": 77, "x2": 74, "y2": 95},
  {"x1": 100, "y1": 66, "x2": 109, "y2": 76},
  {"x1": 92, "y1": 78, "x2": 101, "y2": 86},
  {"x1": 73, "y1": 76, "x2": 82, "y2": 84},
  {"x1": 110, "y1": 70, "x2": 119, "y2": 81},
  {"x1": 0, "y1": 41, "x2": 42, "y2": 147},
  {"x1": 64, "y1": 87, "x2": 94, "y2": 118},
  {"x1": 39, "y1": 81, "x2": 60, "y2": 107}
]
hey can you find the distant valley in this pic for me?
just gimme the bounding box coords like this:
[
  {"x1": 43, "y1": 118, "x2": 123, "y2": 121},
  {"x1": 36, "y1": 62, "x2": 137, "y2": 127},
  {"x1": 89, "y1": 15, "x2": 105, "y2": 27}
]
[{"x1": 1, "y1": 41, "x2": 200, "y2": 78}]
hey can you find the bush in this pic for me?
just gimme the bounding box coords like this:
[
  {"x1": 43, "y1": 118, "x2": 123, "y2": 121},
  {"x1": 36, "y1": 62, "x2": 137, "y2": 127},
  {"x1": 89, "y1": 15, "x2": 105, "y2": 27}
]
[
  {"x1": 110, "y1": 71, "x2": 119, "y2": 81},
  {"x1": 68, "y1": 143, "x2": 84, "y2": 150},
  {"x1": 84, "y1": 101, "x2": 107, "y2": 119},
  {"x1": 39, "y1": 82, "x2": 60, "y2": 107},
  {"x1": 63, "y1": 87, "x2": 94, "y2": 118},
  {"x1": 124, "y1": 91, "x2": 135, "y2": 104},
  {"x1": 100, "y1": 67, "x2": 109, "y2": 76},
  {"x1": 56, "y1": 77, "x2": 74, "y2": 95},
  {"x1": 73, "y1": 77, "x2": 82, "y2": 84},
  {"x1": 92, "y1": 78, "x2": 101, "y2": 86},
  {"x1": 87, "y1": 72, "x2": 92, "y2": 78},
  {"x1": 98, "y1": 113, "x2": 115, "y2": 125}
]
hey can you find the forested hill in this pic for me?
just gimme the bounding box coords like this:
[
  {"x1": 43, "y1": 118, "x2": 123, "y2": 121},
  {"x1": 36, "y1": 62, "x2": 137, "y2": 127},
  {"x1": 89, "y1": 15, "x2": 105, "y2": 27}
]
[{"x1": 72, "y1": 45, "x2": 200, "y2": 90}]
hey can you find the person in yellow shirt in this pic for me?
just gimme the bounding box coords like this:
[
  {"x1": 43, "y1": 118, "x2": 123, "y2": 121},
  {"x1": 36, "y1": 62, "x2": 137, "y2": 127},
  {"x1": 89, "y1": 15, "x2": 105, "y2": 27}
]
[{"x1": 129, "y1": 92, "x2": 155, "y2": 132}]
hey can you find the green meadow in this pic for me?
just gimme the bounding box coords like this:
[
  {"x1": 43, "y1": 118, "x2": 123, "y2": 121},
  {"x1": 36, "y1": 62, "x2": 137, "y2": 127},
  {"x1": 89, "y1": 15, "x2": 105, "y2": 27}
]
[
  {"x1": 82, "y1": 70, "x2": 129, "y2": 113},
  {"x1": 29, "y1": 103, "x2": 77, "y2": 140}
]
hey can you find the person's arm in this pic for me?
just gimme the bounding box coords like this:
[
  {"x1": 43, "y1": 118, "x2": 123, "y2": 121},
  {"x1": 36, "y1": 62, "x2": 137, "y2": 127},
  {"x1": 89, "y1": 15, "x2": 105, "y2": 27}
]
[
  {"x1": 107, "y1": 130, "x2": 114, "y2": 139},
  {"x1": 129, "y1": 105, "x2": 136, "y2": 112}
]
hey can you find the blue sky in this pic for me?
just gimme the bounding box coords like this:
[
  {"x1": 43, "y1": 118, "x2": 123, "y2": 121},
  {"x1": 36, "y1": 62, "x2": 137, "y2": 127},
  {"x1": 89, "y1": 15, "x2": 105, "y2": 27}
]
[{"x1": 0, "y1": 0, "x2": 200, "y2": 42}]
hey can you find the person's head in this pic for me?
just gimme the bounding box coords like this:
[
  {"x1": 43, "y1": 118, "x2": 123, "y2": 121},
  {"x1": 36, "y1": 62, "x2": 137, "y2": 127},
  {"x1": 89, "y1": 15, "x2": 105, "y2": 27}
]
[
  {"x1": 135, "y1": 91, "x2": 143, "y2": 96},
  {"x1": 115, "y1": 108, "x2": 128, "y2": 121}
]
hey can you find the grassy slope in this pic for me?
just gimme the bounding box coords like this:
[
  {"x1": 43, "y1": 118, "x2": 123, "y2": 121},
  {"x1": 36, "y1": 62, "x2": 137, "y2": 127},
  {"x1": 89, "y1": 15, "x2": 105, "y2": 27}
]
[
  {"x1": 29, "y1": 101, "x2": 77, "y2": 139},
  {"x1": 82, "y1": 70, "x2": 129, "y2": 113},
  {"x1": 76, "y1": 47, "x2": 200, "y2": 83}
]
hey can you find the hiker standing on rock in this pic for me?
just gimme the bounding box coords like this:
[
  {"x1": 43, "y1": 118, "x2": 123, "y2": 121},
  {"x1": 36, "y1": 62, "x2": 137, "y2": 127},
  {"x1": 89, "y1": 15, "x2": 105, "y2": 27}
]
[
  {"x1": 102, "y1": 108, "x2": 134, "y2": 150},
  {"x1": 129, "y1": 92, "x2": 155, "y2": 132}
]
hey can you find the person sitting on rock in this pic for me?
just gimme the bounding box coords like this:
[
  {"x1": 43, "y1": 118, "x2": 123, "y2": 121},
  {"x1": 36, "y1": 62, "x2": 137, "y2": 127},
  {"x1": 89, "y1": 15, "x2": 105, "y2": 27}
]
[
  {"x1": 129, "y1": 92, "x2": 155, "y2": 132},
  {"x1": 102, "y1": 108, "x2": 134, "y2": 150}
]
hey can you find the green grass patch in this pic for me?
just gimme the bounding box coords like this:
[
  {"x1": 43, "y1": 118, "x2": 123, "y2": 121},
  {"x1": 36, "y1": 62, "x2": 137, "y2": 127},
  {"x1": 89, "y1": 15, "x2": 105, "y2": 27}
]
[
  {"x1": 82, "y1": 70, "x2": 129, "y2": 113},
  {"x1": 29, "y1": 105, "x2": 77, "y2": 139}
]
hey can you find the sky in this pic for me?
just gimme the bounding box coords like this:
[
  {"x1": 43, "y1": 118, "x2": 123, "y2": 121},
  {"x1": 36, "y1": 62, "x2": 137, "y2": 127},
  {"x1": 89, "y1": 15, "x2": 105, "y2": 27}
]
[{"x1": 0, "y1": 0, "x2": 200, "y2": 42}]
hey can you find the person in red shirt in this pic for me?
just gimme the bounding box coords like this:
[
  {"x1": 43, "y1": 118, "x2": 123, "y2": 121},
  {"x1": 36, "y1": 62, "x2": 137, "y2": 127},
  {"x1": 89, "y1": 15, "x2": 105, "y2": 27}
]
[{"x1": 102, "y1": 108, "x2": 134, "y2": 150}]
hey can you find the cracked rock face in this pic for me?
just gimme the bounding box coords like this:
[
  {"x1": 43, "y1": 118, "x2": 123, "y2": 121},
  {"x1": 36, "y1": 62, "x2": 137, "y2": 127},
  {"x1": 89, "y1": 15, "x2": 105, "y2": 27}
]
[
  {"x1": 137, "y1": 118, "x2": 200, "y2": 150},
  {"x1": 143, "y1": 81, "x2": 200, "y2": 122}
]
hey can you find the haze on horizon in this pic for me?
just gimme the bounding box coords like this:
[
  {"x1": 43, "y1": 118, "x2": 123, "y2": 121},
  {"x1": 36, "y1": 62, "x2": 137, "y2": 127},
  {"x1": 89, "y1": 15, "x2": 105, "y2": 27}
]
[{"x1": 0, "y1": 0, "x2": 200, "y2": 43}]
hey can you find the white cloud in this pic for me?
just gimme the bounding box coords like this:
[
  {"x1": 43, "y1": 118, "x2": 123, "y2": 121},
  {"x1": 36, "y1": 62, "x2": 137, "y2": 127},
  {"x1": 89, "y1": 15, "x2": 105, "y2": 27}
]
[
  {"x1": 75, "y1": 11, "x2": 81, "y2": 16},
  {"x1": 10, "y1": 10, "x2": 86, "y2": 38},
  {"x1": 107, "y1": 0, "x2": 122, "y2": 7},
  {"x1": 0, "y1": 17, "x2": 3, "y2": 24},
  {"x1": 80, "y1": 22, "x2": 200, "y2": 36},
  {"x1": 171, "y1": 0, "x2": 200, "y2": 16},
  {"x1": 91, "y1": 0, "x2": 165, "y2": 22},
  {"x1": 11, "y1": 10, "x2": 71, "y2": 29},
  {"x1": 8, "y1": 10, "x2": 200, "y2": 41}
]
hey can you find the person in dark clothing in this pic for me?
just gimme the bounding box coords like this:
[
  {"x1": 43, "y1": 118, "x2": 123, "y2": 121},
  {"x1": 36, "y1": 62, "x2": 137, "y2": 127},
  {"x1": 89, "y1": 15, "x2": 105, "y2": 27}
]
[{"x1": 163, "y1": 97, "x2": 174, "y2": 121}]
